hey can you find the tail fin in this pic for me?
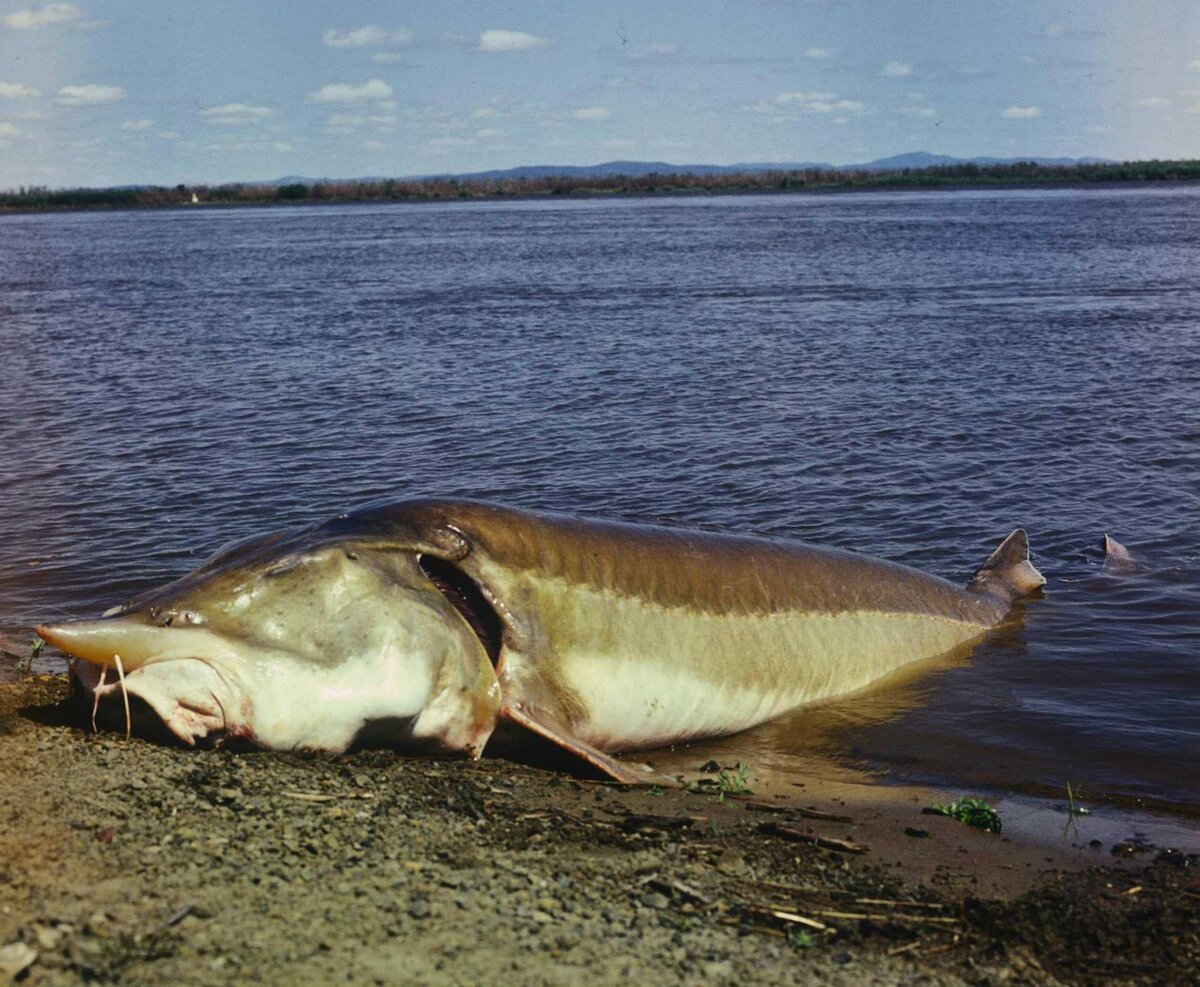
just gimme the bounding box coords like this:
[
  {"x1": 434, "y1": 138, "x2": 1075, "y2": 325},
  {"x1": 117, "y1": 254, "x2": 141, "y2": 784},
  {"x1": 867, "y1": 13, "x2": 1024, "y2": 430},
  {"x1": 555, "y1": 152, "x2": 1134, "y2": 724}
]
[{"x1": 967, "y1": 529, "x2": 1046, "y2": 601}]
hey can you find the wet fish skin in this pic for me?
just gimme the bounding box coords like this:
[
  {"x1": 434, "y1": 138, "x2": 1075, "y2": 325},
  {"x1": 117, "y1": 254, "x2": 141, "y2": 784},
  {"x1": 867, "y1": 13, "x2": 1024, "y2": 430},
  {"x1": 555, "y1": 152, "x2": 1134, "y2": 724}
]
[{"x1": 38, "y1": 498, "x2": 1044, "y2": 783}]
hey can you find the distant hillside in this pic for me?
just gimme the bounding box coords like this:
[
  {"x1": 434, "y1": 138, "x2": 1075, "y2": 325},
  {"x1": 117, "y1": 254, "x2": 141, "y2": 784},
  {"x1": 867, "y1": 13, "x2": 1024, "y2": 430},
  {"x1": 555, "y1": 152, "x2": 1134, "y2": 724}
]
[
  {"x1": 268, "y1": 152, "x2": 1116, "y2": 187},
  {"x1": 10, "y1": 156, "x2": 1196, "y2": 213}
]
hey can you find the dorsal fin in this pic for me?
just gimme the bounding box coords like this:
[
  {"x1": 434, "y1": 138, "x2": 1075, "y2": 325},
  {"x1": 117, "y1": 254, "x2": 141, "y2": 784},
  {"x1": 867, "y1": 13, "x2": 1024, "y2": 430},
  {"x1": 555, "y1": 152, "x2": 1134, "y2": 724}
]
[
  {"x1": 1102, "y1": 534, "x2": 1143, "y2": 572},
  {"x1": 966, "y1": 529, "x2": 1046, "y2": 601},
  {"x1": 1103, "y1": 534, "x2": 1132, "y2": 563}
]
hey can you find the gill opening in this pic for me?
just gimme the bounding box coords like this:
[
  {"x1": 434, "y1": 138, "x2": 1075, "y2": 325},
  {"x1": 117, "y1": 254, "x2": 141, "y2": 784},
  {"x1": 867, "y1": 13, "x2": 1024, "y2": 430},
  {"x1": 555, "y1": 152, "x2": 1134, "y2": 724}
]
[{"x1": 417, "y1": 555, "x2": 503, "y2": 668}]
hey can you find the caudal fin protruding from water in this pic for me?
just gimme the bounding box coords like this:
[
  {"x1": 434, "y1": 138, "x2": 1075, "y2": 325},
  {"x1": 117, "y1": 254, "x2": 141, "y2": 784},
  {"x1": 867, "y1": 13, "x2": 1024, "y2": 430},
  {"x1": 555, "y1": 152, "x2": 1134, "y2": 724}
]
[{"x1": 967, "y1": 529, "x2": 1046, "y2": 601}]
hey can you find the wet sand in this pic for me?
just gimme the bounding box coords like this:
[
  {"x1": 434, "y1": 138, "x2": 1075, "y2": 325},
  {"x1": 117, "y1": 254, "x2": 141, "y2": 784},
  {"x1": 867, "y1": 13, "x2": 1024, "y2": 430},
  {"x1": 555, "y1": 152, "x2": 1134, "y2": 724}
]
[{"x1": 1, "y1": 667, "x2": 1198, "y2": 986}]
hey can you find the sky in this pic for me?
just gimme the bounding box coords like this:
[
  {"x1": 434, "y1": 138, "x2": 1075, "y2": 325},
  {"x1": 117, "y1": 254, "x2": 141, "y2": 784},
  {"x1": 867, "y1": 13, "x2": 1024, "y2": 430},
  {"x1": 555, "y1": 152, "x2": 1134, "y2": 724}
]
[{"x1": 0, "y1": 0, "x2": 1198, "y2": 188}]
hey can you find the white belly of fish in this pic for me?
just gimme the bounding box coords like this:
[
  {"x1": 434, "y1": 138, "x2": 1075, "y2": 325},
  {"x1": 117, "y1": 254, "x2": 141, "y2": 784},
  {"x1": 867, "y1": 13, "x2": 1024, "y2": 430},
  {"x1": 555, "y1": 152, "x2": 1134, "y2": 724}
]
[{"x1": 537, "y1": 583, "x2": 986, "y2": 752}]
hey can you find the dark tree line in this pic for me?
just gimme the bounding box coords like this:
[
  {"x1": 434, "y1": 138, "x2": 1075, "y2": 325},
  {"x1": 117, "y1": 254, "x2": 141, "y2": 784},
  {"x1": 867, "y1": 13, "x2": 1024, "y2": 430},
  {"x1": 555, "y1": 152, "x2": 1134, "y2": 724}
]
[{"x1": 3, "y1": 159, "x2": 1199, "y2": 211}]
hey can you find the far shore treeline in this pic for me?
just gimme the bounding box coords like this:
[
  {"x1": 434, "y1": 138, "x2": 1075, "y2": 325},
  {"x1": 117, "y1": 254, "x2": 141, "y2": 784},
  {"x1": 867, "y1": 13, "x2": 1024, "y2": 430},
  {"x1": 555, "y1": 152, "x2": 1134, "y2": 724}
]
[{"x1": 3, "y1": 158, "x2": 1199, "y2": 212}]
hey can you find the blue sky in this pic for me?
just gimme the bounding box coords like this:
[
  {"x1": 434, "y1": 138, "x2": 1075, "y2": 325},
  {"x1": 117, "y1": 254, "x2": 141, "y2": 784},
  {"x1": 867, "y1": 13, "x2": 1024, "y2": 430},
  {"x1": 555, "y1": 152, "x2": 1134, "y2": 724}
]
[{"x1": 1, "y1": 0, "x2": 1198, "y2": 188}]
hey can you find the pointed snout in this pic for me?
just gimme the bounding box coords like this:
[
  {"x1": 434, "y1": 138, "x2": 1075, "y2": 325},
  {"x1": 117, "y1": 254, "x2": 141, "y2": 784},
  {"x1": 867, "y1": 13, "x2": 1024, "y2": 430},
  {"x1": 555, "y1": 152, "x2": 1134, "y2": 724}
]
[{"x1": 36, "y1": 619, "x2": 234, "y2": 671}]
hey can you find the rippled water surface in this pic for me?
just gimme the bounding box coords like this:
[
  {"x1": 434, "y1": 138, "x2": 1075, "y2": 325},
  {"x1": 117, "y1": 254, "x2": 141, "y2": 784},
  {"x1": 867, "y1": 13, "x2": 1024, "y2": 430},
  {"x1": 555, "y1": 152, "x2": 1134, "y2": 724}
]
[{"x1": 1, "y1": 187, "x2": 1197, "y2": 809}]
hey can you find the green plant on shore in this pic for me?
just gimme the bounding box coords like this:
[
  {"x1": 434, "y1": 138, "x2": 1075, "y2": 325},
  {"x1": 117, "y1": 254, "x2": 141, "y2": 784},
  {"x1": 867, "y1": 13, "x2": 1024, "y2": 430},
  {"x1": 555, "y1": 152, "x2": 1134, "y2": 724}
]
[
  {"x1": 926, "y1": 796, "x2": 1002, "y2": 834},
  {"x1": 1066, "y1": 781, "x2": 1090, "y2": 816},
  {"x1": 716, "y1": 762, "x2": 752, "y2": 800},
  {"x1": 15, "y1": 637, "x2": 43, "y2": 677},
  {"x1": 789, "y1": 929, "x2": 814, "y2": 950}
]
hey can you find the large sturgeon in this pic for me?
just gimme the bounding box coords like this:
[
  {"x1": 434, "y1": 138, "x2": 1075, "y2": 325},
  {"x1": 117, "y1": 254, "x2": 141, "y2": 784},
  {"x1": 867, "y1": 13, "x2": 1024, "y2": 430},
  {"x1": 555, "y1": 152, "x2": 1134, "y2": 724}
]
[{"x1": 37, "y1": 498, "x2": 1045, "y2": 783}]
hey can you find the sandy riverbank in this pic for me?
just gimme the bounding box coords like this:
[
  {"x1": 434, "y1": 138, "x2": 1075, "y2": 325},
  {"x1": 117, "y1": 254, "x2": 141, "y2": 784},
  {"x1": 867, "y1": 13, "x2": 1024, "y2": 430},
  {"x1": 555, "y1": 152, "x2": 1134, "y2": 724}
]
[{"x1": 1, "y1": 670, "x2": 1198, "y2": 986}]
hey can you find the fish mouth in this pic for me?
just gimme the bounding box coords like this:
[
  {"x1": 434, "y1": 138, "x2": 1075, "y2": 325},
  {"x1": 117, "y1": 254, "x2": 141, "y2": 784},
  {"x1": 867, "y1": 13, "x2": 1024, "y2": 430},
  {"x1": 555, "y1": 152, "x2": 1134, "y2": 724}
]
[
  {"x1": 70, "y1": 656, "x2": 237, "y2": 747},
  {"x1": 40, "y1": 621, "x2": 246, "y2": 748}
]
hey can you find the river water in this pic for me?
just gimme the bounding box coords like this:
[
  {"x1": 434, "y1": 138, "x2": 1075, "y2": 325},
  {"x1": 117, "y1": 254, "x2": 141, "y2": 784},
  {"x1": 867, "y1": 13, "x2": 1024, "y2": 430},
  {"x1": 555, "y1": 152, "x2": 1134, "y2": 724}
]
[{"x1": 1, "y1": 186, "x2": 1197, "y2": 814}]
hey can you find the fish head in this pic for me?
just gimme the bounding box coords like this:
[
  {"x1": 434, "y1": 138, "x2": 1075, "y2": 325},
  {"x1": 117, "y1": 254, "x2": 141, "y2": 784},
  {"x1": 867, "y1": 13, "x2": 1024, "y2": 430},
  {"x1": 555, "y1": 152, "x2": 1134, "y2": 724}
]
[{"x1": 37, "y1": 522, "x2": 501, "y2": 756}]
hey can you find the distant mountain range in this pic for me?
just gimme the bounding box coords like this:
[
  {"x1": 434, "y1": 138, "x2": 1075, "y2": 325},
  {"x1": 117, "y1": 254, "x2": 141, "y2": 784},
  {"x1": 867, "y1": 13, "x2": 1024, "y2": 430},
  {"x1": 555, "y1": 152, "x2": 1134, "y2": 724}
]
[{"x1": 268, "y1": 151, "x2": 1116, "y2": 187}]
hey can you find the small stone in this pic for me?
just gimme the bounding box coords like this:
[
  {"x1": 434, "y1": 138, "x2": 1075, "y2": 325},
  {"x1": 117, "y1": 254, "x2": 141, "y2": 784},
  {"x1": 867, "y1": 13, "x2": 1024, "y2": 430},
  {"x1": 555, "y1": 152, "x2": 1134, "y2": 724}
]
[
  {"x1": 905, "y1": 827, "x2": 930, "y2": 839},
  {"x1": 715, "y1": 852, "x2": 748, "y2": 876},
  {"x1": 640, "y1": 892, "x2": 669, "y2": 910},
  {"x1": 408, "y1": 898, "x2": 431, "y2": 920},
  {"x1": 35, "y1": 926, "x2": 63, "y2": 951},
  {"x1": 0, "y1": 942, "x2": 37, "y2": 980}
]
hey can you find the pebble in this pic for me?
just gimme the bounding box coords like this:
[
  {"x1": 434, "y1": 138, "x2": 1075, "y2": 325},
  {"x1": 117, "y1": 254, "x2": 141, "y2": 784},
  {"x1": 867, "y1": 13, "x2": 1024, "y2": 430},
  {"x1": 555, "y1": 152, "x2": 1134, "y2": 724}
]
[
  {"x1": 640, "y1": 892, "x2": 669, "y2": 910},
  {"x1": 35, "y1": 926, "x2": 64, "y2": 950},
  {"x1": 0, "y1": 942, "x2": 37, "y2": 981},
  {"x1": 408, "y1": 898, "x2": 431, "y2": 920}
]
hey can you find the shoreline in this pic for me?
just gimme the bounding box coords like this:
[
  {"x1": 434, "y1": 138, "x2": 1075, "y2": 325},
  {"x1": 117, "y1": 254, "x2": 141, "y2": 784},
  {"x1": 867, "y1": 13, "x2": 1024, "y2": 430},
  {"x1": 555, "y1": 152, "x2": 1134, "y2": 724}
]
[
  {"x1": 1, "y1": 177, "x2": 1197, "y2": 218},
  {"x1": 2, "y1": 672, "x2": 1197, "y2": 985}
]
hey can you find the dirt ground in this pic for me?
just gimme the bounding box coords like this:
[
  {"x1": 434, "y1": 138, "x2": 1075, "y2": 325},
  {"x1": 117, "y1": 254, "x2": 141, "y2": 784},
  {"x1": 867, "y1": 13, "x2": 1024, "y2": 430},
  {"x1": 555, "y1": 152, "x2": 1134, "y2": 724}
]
[{"x1": 1, "y1": 671, "x2": 1198, "y2": 987}]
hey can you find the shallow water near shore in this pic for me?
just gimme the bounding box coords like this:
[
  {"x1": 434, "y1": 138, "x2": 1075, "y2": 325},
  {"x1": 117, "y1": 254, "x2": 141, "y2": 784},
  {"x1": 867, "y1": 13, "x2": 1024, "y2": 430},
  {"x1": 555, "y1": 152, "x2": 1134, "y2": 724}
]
[{"x1": 1, "y1": 186, "x2": 1197, "y2": 814}]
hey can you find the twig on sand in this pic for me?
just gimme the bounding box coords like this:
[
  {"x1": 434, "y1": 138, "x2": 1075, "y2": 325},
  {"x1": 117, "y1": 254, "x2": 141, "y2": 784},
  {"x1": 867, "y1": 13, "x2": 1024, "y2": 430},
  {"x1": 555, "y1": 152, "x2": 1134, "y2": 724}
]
[
  {"x1": 742, "y1": 800, "x2": 853, "y2": 823},
  {"x1": 758, "y1": 820, "x2": 867, "y2": 854}
]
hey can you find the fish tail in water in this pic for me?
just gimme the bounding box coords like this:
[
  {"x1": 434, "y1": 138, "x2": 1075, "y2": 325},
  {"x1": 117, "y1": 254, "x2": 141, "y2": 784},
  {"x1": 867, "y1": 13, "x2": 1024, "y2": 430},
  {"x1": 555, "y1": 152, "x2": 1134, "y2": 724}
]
[{"x1": 967, "y1": 529, "x2": 1046, "y2": 601}]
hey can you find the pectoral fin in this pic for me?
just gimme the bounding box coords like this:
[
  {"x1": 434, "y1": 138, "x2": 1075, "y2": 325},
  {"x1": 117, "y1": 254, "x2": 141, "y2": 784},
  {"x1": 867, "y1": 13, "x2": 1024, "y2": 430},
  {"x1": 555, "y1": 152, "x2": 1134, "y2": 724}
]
[{"x1": 498, "y1": 703, "x2": 682, "y2": 788}]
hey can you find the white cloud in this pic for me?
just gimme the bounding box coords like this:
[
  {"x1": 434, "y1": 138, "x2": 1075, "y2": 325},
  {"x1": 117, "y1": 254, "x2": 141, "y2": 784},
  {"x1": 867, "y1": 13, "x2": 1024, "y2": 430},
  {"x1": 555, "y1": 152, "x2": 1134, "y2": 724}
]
[
  {"x1": 0, "y1": 122, "x2": 22, "y2": 136},
  {"x1": 1131, "y1": 96, "x2": 1170, "y2": 107},
  {"x1": 475, "y1": 128, "x2": 503, "y2": 139},
  {"x1": 271, "y1": 142, "x2": 293, "y2": 153},
  {"x1": 371, "y1": 52, "x2": 405, "y2": 64},
  {"x1": 882, "y1": 61, "x2": 913, "y2": 78},
  {"x1": 774, "y1": 91, "x2": 864, "y2": 114},
  {"x1": 1001, "y1": 105, "x2": 1042, "y2": 119},
  {"x1": 477, "y1": 29, "x2": 549, "y2": 53},
  {"x1": 201, "y1": 103, "x2": 275, "y2": 125},
  {"x1": 323, "y1": 25, "x2": 413, "y2": 48},
  {"x1": 308, "y1": 79, "x2": 393, "y2": 104},
  {"x1": 804, "y1": 48, "x2": 834, "y2": 60},
  {"x1": 0, "y1": 81, "x2": 40, "y2": 99},
  {"x1": 158, "y1": 131, "x2": 180, "y2": 141},
  {"x1": 55, "y1": 84, "x2": 124, "y2": 105},
  {"x1": 472, "y1": 107, "x2": 498, "y2": 119},
  {"x1": 574, "y1": 105, "x2": 610, "y2": 121},
  {"x1": 362, "y1": 139, "x2": 384, "y2": 151},
  {"x1": 812, "y1": 99, "x2": 863, "y2": 113},
  {"x1": 327, "y1": 112, "x2": 397, "y2": 130},
  {"x1": 120, "y1": 118, "x2": 153, "y2": 130},
  {"x1": 775, "y1": 91, "x2": 835, "y2": 104},
  {"x1": 1044, "y1": 24, "x2": 1066, "y2": 39},
  {"x1": 3, "y1": 2, "x2": 80, "y2": 29}
]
